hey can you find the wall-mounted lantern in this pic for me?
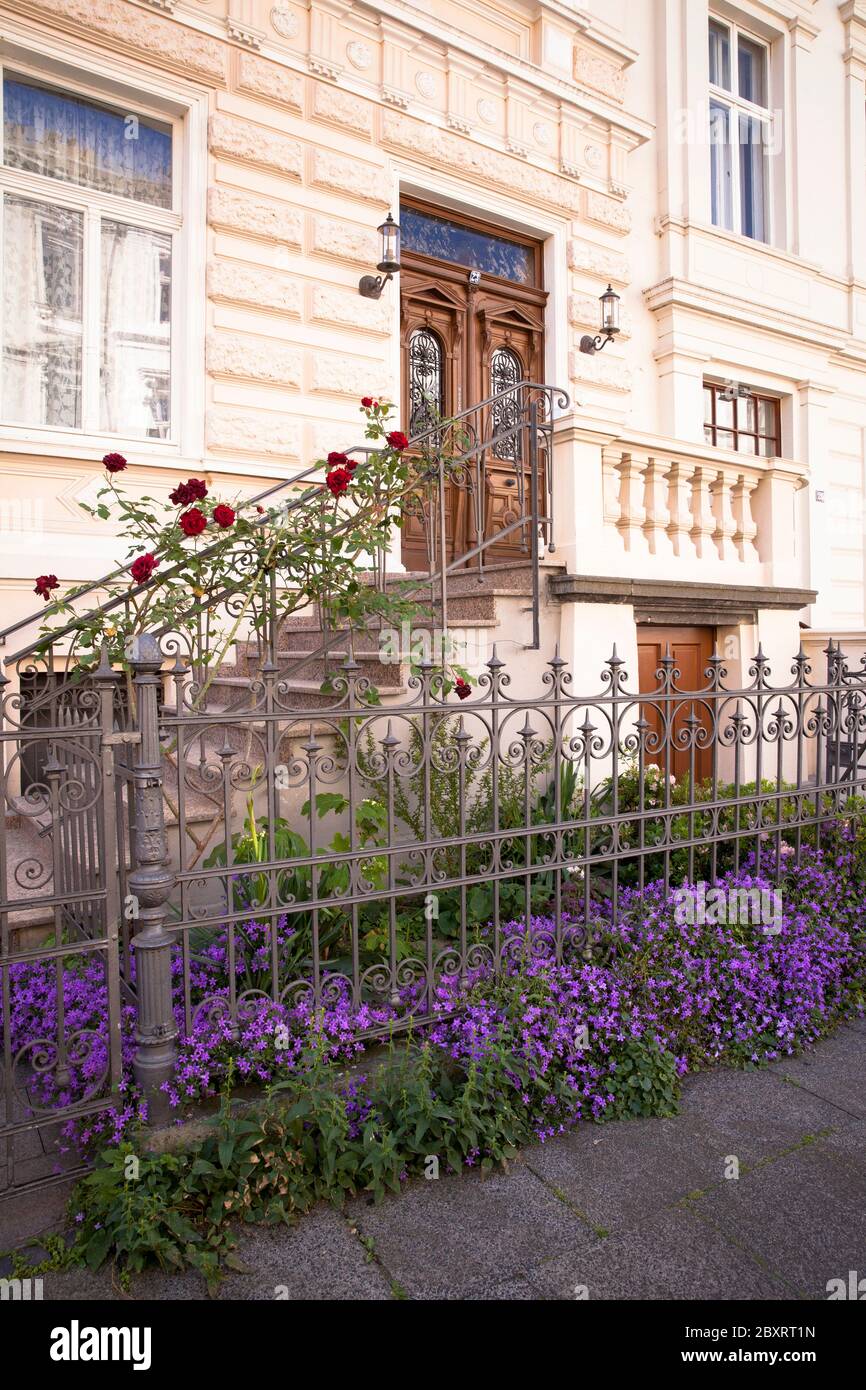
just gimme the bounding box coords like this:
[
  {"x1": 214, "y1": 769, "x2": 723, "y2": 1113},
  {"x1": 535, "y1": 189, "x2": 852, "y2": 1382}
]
[
  {"x1": 359, "y1": 212, "x2": 401, "y2": 299},
  {"x1": 579, "y1": 284, "x2": 621, "y2": 354}
]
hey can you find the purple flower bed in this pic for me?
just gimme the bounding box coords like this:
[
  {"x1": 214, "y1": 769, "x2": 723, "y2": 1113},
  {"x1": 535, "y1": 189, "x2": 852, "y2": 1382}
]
[{"x1": 5, "y1": 837, "x2": 866, "y2": 1158}]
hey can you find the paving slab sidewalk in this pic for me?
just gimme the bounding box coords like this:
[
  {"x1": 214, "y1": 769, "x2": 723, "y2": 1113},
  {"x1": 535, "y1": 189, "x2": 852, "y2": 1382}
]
[{"x1": 4, "y1": 1022, "x2": 865, "y2": 1301}]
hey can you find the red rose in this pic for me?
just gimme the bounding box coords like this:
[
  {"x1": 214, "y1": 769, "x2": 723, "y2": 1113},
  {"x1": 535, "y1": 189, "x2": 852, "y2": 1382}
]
[
  {"x1": 361, "y1": 397, "x2": 374, "y2": 408},
  {"x1": 170, "y1": 478, "x2": 208, "y2": 506},
  {"x1": 327, "y1": 452, "x2": 349, "y2": 467},
  {"x1": 179, "y1": 507, "x2": 207, "y2": 537},
  {"x1": 213, "y1": 504, "x2": 236, "y2": 529},
  {"x1": 130, "y1": 553, "x2": 158, "y2": 584},
  {"x1": 455, "y1": 678, "x2": 472, "y2": 700},
  {"x1": 34, "y1": 574, "x2": 59, "y2": 600},
  {"x1": 256, "y1": 505, "x2": 266, "y2": 514},
  {"x1": 386, "y1": 430, "x2": 409, "y2": 451},
  {"x1": 325, "y1": 467, "x2": 352, "y2": 497},
  {"x1": 103, "y1": 452, "x2": 127, "y2": 473}
]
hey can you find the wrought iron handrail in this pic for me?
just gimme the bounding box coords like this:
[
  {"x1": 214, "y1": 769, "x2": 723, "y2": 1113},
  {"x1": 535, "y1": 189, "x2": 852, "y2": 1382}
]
[{"x1": 2, "y1": 381, "x2": 568, "y2": 677}]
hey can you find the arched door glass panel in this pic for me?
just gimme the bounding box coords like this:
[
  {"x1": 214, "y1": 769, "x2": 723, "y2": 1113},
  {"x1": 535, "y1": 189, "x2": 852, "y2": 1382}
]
[
  {"x1": 408, "y1": 326, "x2": 444, "y2": 439},
  {"x1": 490, "y1": 345, "x2": 523, "y2": 463}
]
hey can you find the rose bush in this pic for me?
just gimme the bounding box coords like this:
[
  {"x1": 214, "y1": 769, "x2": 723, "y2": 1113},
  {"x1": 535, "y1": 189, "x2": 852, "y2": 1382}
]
[{"x1": 35, "y1": 399, "x2": 449, "y2": 685}]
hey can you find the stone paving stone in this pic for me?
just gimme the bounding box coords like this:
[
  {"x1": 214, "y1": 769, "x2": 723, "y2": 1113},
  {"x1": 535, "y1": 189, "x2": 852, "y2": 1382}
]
[
  {"x1": 42, "y1": 1206, "x2": 392, "y2": 1301},
  {"x1": 215, "y1": 1207, "x2": 392, "y2": 1301},
  {"x1": 522, "y1": 1113, "x2": 726, "y2": 1235},
  {"x1": 774, "y1": 1029, "x2": 866, "y2": 1119},
  {"x1": 0, "y1": 1176, "x2": 77, "y2": 1251},
  {"x1": 677, "y1": 1065, "x2": 851, "y2": 1168},
  {"x1": 524, "y1": 1206, "x2": 789, "y2": 1301},
  {"x1": 688, "y1": 1142, "x2": 866, "y2": 1300},
  {"x1": 813, "y1": 1120, "x2": 866, "y2": 1180},
  {"x1": 347, "y1": 1163, "x2": 594, "y2": 1300},
  {"x1": 8, "y1": 1025, "x2": 866, "y2": 1302}
]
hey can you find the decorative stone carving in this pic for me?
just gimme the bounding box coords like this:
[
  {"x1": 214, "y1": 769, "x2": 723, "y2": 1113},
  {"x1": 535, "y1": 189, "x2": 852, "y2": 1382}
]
[
  {"x1": 311, "y1": 215, "x2": 378, "y2": 265},
  {"x1": 312, "y1": 352, "x2": 386, "y2": 397},
  {"x1": 476, "y1": 98, "x2": 497, "y2": 125},
  {"x1": 207, "y1": 332, "x2": 302, "y2": 389},
  {"x1": 207, "y1": 261, "x2": 302, "y2": 317},
  {"x1": 447, "y1": 113, "x2": 472, "y2": 135},
  {"x1": 208, "y1": 113, "x2": 303, "y2": 179},
  {"x1": 270, "y1": 4, "x2": 299, "y2": 40},
  {"x1": 382, "y1": 86, "x2": 411, "y2": 109},
  {"x1": 347, "y1": 40, "x2": 373, "y2": 71},
  {"x1": 310, "y1": 56, "x2": 342, "y2": 82},
  {"x1": 585, "y1": 188, "x2": 631, "y2": 234},
  {"x1": 415, "y1": 71, "x2": 436, "y2": 100},
  {"x1": 237, "y1": 52, "x2": 303, "y2": 109},
  {"x1": 137, "y1": 0, "x2": 176, "y2": 12},
  {"x1": 227, "y1": 18, "x2": 264, "y2": 50},
  {"x1": 310, "y1": 423, "x2": 357, "y2": 459},
  {"x1": 27, "y1": 0, "x2": 226, "y2": 83},
  {"x1": 311, "y1": 147, "x2": 384, "y2": 200},
  {"x1": 567, "y1": 236, "x2": 629, "y2": 282},
  {"x1": 560, "y1": 159, "x2": 582, "y2": 181},
  {"x1": 584, "y1": 144, "x2": 603, "y2": 169},
  {"x1": 381, "y1": 110, "x2": 583, "y2": 216},
  {"x1": 312, "y1": 82, "x2": 373, "y2": 135},
  {"x1": 207, "y1": 409, "x2": 301, "y2": 458},
  {"x1": 310, "y1": 284, "x2": 391, "y2": 334},
  {"x1": 507, "y1": 138, "x2": 530, "y2": 159},
  {"x1": 208, "y1": 187, "x2": 303, "y2": 245},
  {"x1": 569, "y1": 348, "x2": 632, "y2": 393},
  {"x1": 573, "y1": 44, "x2": 626, "y2": 102}
]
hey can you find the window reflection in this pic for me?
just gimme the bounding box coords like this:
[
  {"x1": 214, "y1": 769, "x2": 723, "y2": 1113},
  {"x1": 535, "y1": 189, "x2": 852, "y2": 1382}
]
[
  {"x1": 400, "y1": 206, "x2": 534, "y2": 285},
  {"x1": 101, "y1": 221, "x2": 171, "y2": 438},
  {"x1": 2, "y1": 195, "x2": 83, "y2": 428},
  {"x1": 3, "y1": 74, "x2": 172, "y2": 208}
]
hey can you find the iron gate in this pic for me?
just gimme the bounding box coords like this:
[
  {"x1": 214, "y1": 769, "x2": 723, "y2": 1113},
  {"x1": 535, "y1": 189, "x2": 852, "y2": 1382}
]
[{"x1": 0, "y1": 655, "x2": 127, "y2": 1198}]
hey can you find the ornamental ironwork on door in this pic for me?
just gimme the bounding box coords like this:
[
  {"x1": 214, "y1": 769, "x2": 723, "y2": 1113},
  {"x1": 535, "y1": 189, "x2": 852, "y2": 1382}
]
[
  {"x1": 490, "y1": 345, "x2": 523, "y2": 464},
  {"x1": 407, "y1": 326, "x2": 444, "y2": 438}
]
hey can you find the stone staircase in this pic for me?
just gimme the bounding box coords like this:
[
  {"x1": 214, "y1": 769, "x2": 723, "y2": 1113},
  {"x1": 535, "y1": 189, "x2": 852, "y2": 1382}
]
[{"x1": 211, "y1": 562, "x2": 551, "y2": 705}]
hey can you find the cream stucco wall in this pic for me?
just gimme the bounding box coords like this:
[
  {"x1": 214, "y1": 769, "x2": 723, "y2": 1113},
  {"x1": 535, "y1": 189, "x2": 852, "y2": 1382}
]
[{"x1": 0, "y1": 0, "x2": 864, "y2": 687}]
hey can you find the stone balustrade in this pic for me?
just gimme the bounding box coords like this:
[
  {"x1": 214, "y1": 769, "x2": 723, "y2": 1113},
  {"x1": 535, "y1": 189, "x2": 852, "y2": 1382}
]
[{"x1": 599, "y1": 439, "x2": 807, "y2": 577}]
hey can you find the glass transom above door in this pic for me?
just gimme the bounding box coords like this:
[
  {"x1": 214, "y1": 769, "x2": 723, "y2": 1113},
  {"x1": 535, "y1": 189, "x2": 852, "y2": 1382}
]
[{"x1": 399, "y1": 204, "x2": 536, "y2": 285}]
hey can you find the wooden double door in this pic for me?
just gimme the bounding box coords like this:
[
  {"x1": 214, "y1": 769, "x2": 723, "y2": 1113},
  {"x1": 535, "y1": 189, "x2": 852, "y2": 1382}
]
[{"x1": 399, "y1": 215, "x2": 546, "y2": 569}]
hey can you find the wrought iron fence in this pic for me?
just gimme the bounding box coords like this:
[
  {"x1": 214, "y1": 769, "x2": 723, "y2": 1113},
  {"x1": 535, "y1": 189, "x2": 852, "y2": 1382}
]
[
  {"x1": 3, "y1": 368, "x2": 866, "y2": 1192},
  {"x1": 3, "y1": 623, "x2": 866, "y2": 1193},
  {"x1": 148, "y1": 638, "x2": 865, "y2": 1079},
  {"x1": 0, "y1": 654, "x2": 127, "y2": 1197},
  {"x1": 1, "y1": 381, "x2": 567, "y2": 1191}
]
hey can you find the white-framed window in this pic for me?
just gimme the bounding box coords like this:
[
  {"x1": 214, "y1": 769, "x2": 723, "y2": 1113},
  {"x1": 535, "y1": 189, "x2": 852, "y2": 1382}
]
[
  {"x1": 0, "y1": 60, "x2": 182, "y2": 443},
  {"x1": 708, "y1": 15, "x2": 773, "y2": 244}
]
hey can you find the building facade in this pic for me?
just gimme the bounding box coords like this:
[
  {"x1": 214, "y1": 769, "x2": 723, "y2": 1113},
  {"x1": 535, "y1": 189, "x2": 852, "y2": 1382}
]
[{"x1": 0, "y1": 0, "x2": 864, "y2": 702}]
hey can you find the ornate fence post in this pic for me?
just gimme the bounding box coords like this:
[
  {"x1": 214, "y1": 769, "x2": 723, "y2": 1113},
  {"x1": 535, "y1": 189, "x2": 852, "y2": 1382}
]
[{"x1": 128, "y1": 633, "x2": 177, "y2": 1123}]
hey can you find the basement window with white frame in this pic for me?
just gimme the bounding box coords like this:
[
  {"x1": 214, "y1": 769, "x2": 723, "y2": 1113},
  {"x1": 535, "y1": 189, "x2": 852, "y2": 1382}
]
[
  {"x1": 0, "y1": 65, "x2": 180, "y2": 442},
  {"x1": 708, "y1": 14, "x2": 774, "y2": 244}
]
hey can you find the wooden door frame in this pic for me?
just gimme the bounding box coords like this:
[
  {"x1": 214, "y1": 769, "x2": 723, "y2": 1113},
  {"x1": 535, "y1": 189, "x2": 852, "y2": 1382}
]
[{"x1": 398, "y1": 200, "x2": 547, "y2": 566}]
